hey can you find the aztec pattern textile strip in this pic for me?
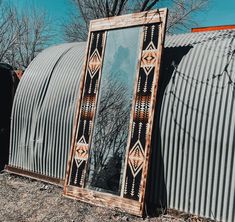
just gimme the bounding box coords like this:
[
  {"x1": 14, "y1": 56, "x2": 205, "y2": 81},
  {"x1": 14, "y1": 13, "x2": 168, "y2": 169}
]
[
  {"x1": 69, "y1": 31, "x2": 105, "y2": 187},
  {"x1": 123, "y1": 23, "x2": 159, "y2": 200}
]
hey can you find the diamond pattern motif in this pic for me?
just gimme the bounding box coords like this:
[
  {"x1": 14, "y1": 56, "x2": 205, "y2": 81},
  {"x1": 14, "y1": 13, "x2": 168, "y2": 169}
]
[
  {"x1": 128, "y1": 140, "x2": 145, "y2": 177},
  {"x1": 141, "y1": 50, "x2": 157, "y2": 66},
  {"x1": 75, "y1": 136, "x2": 88, "y2": 160},
  {"x1": 141, "y1": 42, "x2": 158, "y2": 75},
  {"x1": 88, "y1": 49, "x2": 101, "y2": 77}
]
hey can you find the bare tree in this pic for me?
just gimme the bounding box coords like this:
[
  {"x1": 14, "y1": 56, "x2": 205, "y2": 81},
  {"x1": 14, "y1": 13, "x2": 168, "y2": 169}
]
[
  {"x1": 13, "y1": 8, "x2": 52, "y2": 69},
  {"x1": 63, "y1": 0, "x2": 208, "y2": 42},
  {"x1": 166, "y1": 0, "x2": 208, "y2": 33},
  {"x1": 0, "y1": 3, "x2": 53, "y2": 69},
  {"x1": 0, "y1": 6, "x2": 22, "y2": 63}
]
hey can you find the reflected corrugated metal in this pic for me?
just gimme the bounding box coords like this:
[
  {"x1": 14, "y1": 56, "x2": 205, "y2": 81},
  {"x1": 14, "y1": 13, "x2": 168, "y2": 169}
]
[{"x1": 8, "y1": 30, "x2": 235, "y2": 222}]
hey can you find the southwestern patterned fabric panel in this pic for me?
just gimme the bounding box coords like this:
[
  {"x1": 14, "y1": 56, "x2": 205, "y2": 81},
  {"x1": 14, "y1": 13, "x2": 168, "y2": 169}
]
[
  {"x1": 69, "y1": 31, "x2": 105, "y2": 187},
  {"x1": 123, "y1": 23, "x2": 159, "y2": 200}
]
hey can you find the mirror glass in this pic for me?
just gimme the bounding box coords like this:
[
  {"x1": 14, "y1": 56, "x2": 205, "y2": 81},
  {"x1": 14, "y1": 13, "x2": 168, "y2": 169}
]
[{"x1": 86, "y1": 27, "x2": 142, "y2": 195}]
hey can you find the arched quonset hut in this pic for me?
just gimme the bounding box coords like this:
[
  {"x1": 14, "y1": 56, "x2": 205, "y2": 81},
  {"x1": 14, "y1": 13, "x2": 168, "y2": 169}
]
[
  {"x1": 0, "y1": 63, "x2": 19, "y2": 170},
  {"x1": 149, "y1": 29, "x2": 235, "y2": 222},
  {"x1": 8, "y1": 43, "x2": 85, "y2": 182},
  {"x1": 8, "y1": 30, "x2": 235, "y2": 222}
]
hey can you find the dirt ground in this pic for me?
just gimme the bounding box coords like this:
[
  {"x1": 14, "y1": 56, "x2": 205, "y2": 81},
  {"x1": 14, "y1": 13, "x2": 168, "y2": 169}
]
[{"x1": 0, "y1": 172, "x2": 206, "y2": 222}]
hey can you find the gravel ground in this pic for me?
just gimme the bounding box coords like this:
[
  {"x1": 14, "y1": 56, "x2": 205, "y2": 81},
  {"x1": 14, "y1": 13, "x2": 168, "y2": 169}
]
[{"x1": 0, "y1": 173, "x2": 209, "y2": 222}]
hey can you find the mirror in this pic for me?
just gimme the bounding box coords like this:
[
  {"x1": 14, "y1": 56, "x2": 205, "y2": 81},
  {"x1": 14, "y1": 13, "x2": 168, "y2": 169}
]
[
  {"x1": 64, "y1": 9, "x2": 168, "y2": 217},
  {"x1": 86, "y1": 27, "x2": 142, "y2": 195}
]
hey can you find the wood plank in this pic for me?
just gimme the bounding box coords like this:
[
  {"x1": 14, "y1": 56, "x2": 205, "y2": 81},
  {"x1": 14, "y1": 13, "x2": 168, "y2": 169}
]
[
  {"x1": 90, "y1": 9, "x2": 167, "y2": 31},
  {"x1": 5, "y1": 165, "x2": 64, "y2": 187},
  {"x1": 65, "y1": 185, "x2": 142, "y2": 216}
]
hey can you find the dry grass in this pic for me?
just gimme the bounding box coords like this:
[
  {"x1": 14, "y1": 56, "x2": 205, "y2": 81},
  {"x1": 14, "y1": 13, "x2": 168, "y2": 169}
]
[{"x1": 0, "y1": 173, "x2": 209, "y2": 222}]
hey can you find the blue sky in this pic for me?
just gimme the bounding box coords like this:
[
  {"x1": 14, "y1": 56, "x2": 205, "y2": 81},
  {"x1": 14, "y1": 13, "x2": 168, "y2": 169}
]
[
  {"x1": 11, "y1": 0, "x2": 74, "y2": 44},
  {"x1": 195, "y1": 0, "x2": 235, "y2": 27},
  {"x1": 9, "y1": 0, "x2": 235, "y2": 45}
]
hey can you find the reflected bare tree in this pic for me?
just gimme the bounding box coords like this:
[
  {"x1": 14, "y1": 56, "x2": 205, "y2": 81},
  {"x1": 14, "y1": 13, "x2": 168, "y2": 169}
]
[{"x1": 89, "y1": 74, "x2": 131, "y2": 193}]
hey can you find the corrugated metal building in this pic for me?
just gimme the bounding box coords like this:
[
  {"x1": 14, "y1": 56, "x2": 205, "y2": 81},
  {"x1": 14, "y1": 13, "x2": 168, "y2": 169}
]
[
  {"x1": 8, "y1": 43, "x2": 85, "y2": 181},
  {"x1": 8, "y1": 30, "x2": 235, "y2": 221}
]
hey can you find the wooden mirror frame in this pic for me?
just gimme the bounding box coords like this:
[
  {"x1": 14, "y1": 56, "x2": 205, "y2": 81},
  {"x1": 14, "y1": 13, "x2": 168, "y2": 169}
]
[{"x1": 64, "y1": 8, "x2": 168, "y2": 217}]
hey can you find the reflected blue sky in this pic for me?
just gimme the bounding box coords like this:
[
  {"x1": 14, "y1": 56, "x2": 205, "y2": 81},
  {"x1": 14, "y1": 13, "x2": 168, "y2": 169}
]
[{"x1": 102, "y1": 27, "x2": 142, "y2": 90}]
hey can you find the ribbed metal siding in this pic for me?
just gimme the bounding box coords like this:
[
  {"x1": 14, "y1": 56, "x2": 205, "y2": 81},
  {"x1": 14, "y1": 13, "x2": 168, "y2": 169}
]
[
  {"x1": 9, "y1": 30, "x2": 235, "y2": 221},
  {"x1": 157, "y1": 30, "x2": 235, "y2": 222},
  {"x1": 9, "y1": 42, "x2": 85, "y2": 179}
]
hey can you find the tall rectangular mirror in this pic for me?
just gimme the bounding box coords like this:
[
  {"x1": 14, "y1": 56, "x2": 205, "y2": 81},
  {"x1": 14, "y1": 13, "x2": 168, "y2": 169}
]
[
  {"x1": 86, "y1": 27, "x2": 142, "y2": 195},
  {"x1": 64, "y1": 9, "x2": 168, "y2": 216}
]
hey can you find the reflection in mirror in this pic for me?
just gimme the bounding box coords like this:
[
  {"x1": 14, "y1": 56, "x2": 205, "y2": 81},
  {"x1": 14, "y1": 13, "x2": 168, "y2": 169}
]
[{"x1": 86, "y1": 27, "x2": 142, "y2": 195}]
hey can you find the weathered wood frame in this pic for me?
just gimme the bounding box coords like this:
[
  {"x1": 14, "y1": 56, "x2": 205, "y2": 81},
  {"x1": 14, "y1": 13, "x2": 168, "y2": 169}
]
[{"x1": 64, "y1": 8, "x2": 168, "y2": 217}]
